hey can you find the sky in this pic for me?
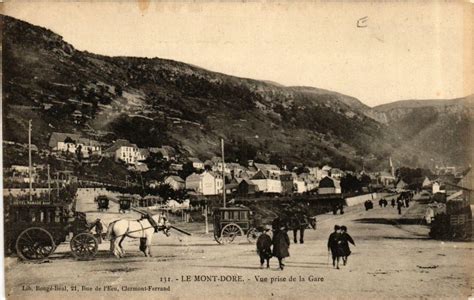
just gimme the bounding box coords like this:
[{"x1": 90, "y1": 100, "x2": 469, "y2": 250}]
[{"x1": 3, "y1": 1, "x2": 472, "y2": 107}]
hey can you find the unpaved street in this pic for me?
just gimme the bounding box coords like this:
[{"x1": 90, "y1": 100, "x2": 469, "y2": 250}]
[{"x1": 5, "y1": 195, "x2": 473, "y2": 300}]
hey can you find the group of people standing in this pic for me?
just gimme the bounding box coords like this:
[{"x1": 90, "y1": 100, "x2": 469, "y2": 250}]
[
  {"x1": 391, "y1": 195, "x2": 412, "y2": 214},
  {"x1": 257, "y1": 222, "x2": 357, "y2": 271},
  {"x1": 256, "y1": 224, "x2": 290, "y2": 270},
  {"x1": 327, "y1": 225, "x2": 355, "y2": 269}
]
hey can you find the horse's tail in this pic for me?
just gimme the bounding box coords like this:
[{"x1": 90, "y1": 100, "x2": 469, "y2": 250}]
[{"x1": 105, "y1": 220, "x2": 118, "y2": 241}]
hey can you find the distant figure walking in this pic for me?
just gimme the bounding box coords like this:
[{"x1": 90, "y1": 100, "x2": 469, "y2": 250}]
[
  {"x1": 272, "y1": 225, "x2": 290, "y2": 270},
  {"x1": 391, "y1": 199, "x2": 396, "y2": 207},
  {"x1": 397, "y1": 199, "x2": 403, "y2": 215},
  {"x1": 327, "y1": 225, "x2": 343, "y2": 269},
  {"x1": 404, "y1": 198, "x2": 410, "y2": 208},
  {"x1": 256, "y1": 225, "x2": 273, "y2": 269},
  {"x1": 340, "y1": 226, "x2": 355, "y2": 266}
]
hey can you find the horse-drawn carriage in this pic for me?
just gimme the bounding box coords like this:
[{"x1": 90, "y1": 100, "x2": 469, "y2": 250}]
[
  {"x1": 118, "y1": 196, "x2": 132, "y2": 213},
  {"x1": 4, "y1": 200, "x2": 100, "y2": 261},
  {"x1": 213, "y1": 206, "x2": 260, "y2": 244},
  {"x1": 96, "y1": 195, "x2": 109, "y2": 212}
]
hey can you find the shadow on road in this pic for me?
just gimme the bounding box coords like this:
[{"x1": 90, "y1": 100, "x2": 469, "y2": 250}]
[
  {"x1": 354, "y1": 218, "x2": 422, "y2": 225},
  {"x1": 383, "y1": 236, "x2": 430, "y2": 240}
]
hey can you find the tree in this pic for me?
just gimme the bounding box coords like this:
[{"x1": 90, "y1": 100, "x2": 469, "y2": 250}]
[
  {"x1": 179, "y1": 162, "x2": 197, "y2": 179},
  {"x1": 360, "y1": 174, "x2": 371, "y2": 187},
  {"x1": 340, "y1": 174, "x2": 361, "y2": 193},
  {"x1": 157, "y1": 183, "x2": 175, "y2": 200}
]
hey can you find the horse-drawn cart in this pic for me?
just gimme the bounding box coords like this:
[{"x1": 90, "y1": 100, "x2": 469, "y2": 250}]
[
  {"x1": 5, "y1": 200, "x2": 100, "y2": 261},
  {"x1": 96, "y1": 195, "x2": 109, "y2": 212},
  {"x1": 118, "y1": 197, "x2": 132, "y2": 213},
  {"x1": 213, "y1": 206, "x2": 261, "y2": 244}
]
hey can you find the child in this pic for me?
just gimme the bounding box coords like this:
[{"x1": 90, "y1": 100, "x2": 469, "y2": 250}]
[{"x1": 256, "y1": 225, "x2": 273, "y2": 268}]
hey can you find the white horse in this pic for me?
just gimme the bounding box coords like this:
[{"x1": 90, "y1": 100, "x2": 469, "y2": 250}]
[{"x1": 105, "y1": 214, "x2": 171, "y2": 258}]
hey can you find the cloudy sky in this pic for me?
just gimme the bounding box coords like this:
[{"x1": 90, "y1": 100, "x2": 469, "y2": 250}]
[{"x1": 4, "y1": 1, "x2": 472, "y2": 106}]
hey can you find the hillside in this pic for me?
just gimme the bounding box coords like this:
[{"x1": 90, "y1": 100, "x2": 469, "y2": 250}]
[
  {"x1": 2, "y1": 15, "x2": 471, "y2": 170},
  {"x1": 369, "y1": 96, "x2": 474, "y2": 166}
]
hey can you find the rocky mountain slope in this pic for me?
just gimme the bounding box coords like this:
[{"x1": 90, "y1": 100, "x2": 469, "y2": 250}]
[
  {"x1": 2, "y1": 15, "x2": 471, "y2": 169},
  {"x1": 369, "y1": 96, "x2": 473, "y2": 166}
]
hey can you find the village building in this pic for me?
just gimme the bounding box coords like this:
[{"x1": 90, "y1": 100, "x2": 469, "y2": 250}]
[
  {"x1": 422, "y1": 176, "x2": 433, "y2": 189},
  {"x1": 396, "y1": 179, "x2": 408, "y2": 191},
  {"x1": 317, "y1": 176, "x2": 341, "y2": 194},
  {"x1": 185, "y1": 171, "x2": 223, "y2": 195},
  {"x1": 9, "y1": 165, "x2": 41, "y2": 183},
  {"x1": 169, "y1": 163, "x2": 183, "y2": 173},
  {"x1": 148, "y1": 146, "x2": 176, "y2": 161},
  {"x1": 308, "y1": 166, "x2": 329, "y2": 181},
  {"x1": 147, "y1": 179, "x2": 161, "y2": 189},
  {"x1": 279, "y1": 173, "x2": 294, "y2": 194},
  {"x1": 237, "y1": 179, "x2": 258, "y2": 196},
  {"x1": 254, "y1": 163, "x2": 281, "y2": 176},
  {"x1": 378, "y1": 171, "x2": 396, "y2": 187},
  {"x1": 48, "y1": 132, "x2": 102, "y2": 158},
  {"x1": 298, "y1": 173, "x2": 318, "y2": 191},
  {"x1": 164, "y1": 175, "x2": 185, "y2": 191},
  {"x1": 293, "y1": 176, "x2": 307, "y2": 194},
  {"x1": 224, "y1": 178, "x2": 240, "y2": 195},
  {"x1": 250, "y1": 170, "x2": 282, "y2": 194},
  {"x1": 188, "y1": 157, "x2": 204, "y2": 170},
  {"x1": 104, "y1": 139, "x2": 147, "y2": 165},
  {"x1": 331, "y1": 168, "x2": 344, "y2": 180},
  {"x1": 432, "y1": 181, "x2": 446, "y2": 194}
]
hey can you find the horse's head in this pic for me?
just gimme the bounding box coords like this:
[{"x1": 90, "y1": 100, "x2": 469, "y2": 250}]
[{"x1": 151, "y1": 213, "x2": 171, "y2": 236}]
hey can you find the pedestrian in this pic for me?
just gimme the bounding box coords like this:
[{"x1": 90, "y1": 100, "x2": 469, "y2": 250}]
[
  {"x1": 397, "y1": 199, "x2": 402, "y2": 215},
  {"x1": 404, "y1": 198, "x2": 410, "y2": 208},
  {"x1": 391, "y1": 199, "x2": 396, "y2": 207},
  {"x1": 340, "y1": 225, "x2": 355, "y2": 266},
  {"x1": 327, "y1": 225, "x2": 343, "y2": 269},
  {"x1": 94, "y1": 218, "x2": 103, "y2": 243},
  {"x1": 256, "y1": 225, "x2": 273, "y2": 268},
  {"x1": 272, "y1": 225, "x2": 290, "y2": 270}
]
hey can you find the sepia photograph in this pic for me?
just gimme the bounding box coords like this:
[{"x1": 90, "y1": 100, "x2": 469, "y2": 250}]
[{"x1": 1, "y1": 1, "x2": 473, "y2": 299}]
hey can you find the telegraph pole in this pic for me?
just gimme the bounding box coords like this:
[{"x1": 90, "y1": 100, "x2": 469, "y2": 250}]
[
  {"x1": 28, "y1": 120, "x2": 33, "y2": 202},
  {"x1": 221, "y1": 138, "x2": 226, "y2": 208}
]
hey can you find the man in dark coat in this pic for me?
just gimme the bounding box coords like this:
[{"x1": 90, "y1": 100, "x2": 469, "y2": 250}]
[
  {"x1": 340, "y1": 225, "x2": 355, "y2": 266},
  {"x1": 272, "y1": 225, "x2": 290, "y2": 270},
  {"x1": 327, "y1": 225, "x2": 343, "y2": 269},
  {"x1": 94, "y1": 218, "x2": 103, "y2": 243},
  {"x1": 397, "y1": 199, "x2": 403, "y2": 215},
  {"x1": 256, "y1": 225, "x2": 273, "y2": 268}
]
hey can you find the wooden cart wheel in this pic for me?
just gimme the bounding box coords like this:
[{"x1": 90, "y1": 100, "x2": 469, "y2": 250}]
[
  {"x1": 246, "y1": 227, "x2": 261, "y2": 243},
  {"x1": 70, "y1": 233, "x2": 98, "y2": 260},
  {"x1": 15, "y1": 227, "x2": 55, "y2": 261},
  {"x1": 221, "y1": 223, "x2": 243, "y2": 244}
]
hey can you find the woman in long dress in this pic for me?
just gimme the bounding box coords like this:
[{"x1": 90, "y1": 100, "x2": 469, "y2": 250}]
[
  {"x1": 340, "y1": 225, "x2": 355, "y2": 266},
  {"x1": 272, "y1": 225, "x2": 290, "y2": 270}
]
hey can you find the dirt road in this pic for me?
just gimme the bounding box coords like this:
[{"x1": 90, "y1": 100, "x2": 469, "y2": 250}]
[{"x1": 5, "y1": 196, "x2": 473, "y2": 299}]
